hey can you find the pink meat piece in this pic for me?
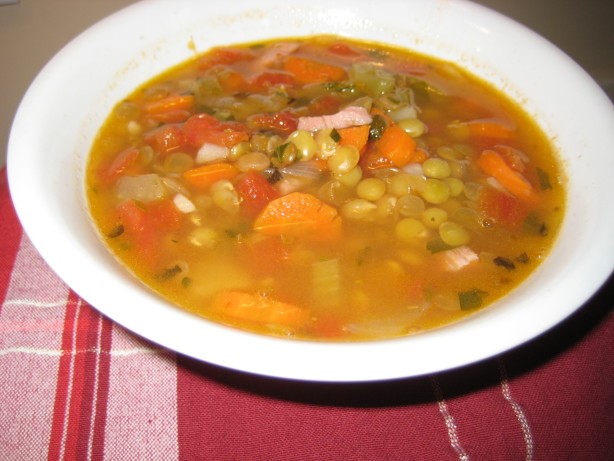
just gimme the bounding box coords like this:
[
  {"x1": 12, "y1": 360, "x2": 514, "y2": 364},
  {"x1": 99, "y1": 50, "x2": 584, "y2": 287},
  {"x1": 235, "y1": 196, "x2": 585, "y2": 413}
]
[
  {"x1": 439, "y1": 246, "x2": 479, "y2": 272},
  {"x1": 297, "y1": 106, "x2": 373, "y2": 131}
]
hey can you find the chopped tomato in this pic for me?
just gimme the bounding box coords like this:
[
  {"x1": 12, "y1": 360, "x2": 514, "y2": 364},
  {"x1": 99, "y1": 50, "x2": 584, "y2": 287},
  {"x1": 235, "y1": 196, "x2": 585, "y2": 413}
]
[
  {"x1": 144, "y1": 124, "x2": 189, "y2": 155},
  {"x1": 239, "y1": 236, "x2": 290, "y2": 276},
  {"x1": 216, "y1": 69, "x2": 250, "y2": 94},
  {"x1": 99, "y1": 146, "x2": 140, "y2": 185},
  {"x1": 308, "y1": 94, "x2": 342, "y2": 116},
  {"x1": 234, "y1": 170, "x2": 280, "y2": 219},
  {"x1": 250, "y1": 71, "x2": 295, "y2": 91},
  {"x1": 328, "y1": 42, "x2": 361, "y2": 57},
  {"x1": 198, "y1": 47, "x2": 255, "y2": 70},
  {"x1": 478, "y1": 187, "x2": 529, "y2": 229},
  {"x1": 246, "y1": 111, "x2": 298, "y2": 135},
  {"x1": 182, "y1": 113, "x2": 250, "y2": 148},
  {"x1": 115, "y1": 199, "x2": 184, "y2": 268}
]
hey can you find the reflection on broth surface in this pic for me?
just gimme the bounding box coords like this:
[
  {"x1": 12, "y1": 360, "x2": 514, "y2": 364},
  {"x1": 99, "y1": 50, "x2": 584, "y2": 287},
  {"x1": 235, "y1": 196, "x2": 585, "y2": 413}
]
[{"x1": 86, "y1": 36, "x2": 565, "y2": 341}]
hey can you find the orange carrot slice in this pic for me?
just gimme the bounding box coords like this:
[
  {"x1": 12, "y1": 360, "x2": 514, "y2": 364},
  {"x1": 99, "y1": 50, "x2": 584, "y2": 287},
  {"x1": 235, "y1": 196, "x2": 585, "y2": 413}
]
[
  {"x1": 143, "y1": 94, "x2": 195, "y2": 115},
  {"x1": 337, "y1": 125, "x2": 370, "y2": 152},
  {"x1": 210, "y1": 291, "x2": 310, "y2": 328},
  {"x1": 374, "y1": 125, "x2": 416, "y2": 167},
  {"x1": 477, "y1": 150, "x2": 539, "y2": 204},
  {"x1": 253, "y1": 192, "x2": 342, "y2": 243},
  {"x1": 182, "y1": 162, "x2": 239, "y2": 189},
  {"x1": 283, "y1": 56, "x2": 347, "y2": 85}
]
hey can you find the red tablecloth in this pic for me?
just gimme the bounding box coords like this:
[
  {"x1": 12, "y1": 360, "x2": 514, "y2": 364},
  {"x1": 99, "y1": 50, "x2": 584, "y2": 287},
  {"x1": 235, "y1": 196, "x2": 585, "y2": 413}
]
[{"x1": 1, "y1": 167, "x2": 612, "y2": 460}]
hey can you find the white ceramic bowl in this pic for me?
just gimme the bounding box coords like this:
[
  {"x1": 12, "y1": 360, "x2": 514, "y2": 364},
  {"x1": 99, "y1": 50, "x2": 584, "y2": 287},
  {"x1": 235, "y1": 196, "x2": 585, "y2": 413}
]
[{"x1": 8, "y1": 0, "x2": 614, "y2": 382}]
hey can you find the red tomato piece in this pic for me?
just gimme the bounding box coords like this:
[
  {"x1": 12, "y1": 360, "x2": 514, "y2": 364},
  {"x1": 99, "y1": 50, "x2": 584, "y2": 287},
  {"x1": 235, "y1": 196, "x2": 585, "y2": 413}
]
[
  {"x1": 198, "y1": 47, "x2": 255, "y2": 70},
  {"x1": 235, "y1": 170, "x2": 279, "y2": 219},
  {"x1": 144, "y1": 124, "x2": 188, "y2": 155},
  {"x1": 115, "y1": 199, "x2": 184, "y2": 268},
  {"x1": 478, "y1": 187, "x2": 528, "y2": 229},
  {"x1": 328, "y1": 42, "x2": 361, "y2": 57},
  {"x1": 250, "y1": 71, "x2": 295, "y2": 91},
  {"x1": 182, "y1": 113, "x2": 250, "y2": 148},
  {"x1": 246, "y1": 111, "x2": 298, "y2": 135},
  {"x1": 307, "y1": 94, "x2": 342, "y2": 116},
  {"x1": 239, "y1": 236, "x2": 290, "y2": 276},
  {"x1": 100, "y1": 146, "x2": 140, "y2": 185}
]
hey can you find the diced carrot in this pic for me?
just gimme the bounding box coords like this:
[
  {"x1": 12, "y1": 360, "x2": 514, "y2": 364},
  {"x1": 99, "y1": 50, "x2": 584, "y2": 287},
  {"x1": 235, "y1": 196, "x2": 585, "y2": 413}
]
[
  {"x1": 283, "y1": 56, "x2": 347, "y2": 85},
  {"x1": 337, "y1": 125, "x2": 370, "y2": 152},
  {"x1": 143, "y1": 94, "x2": 194, "y2": 115},
  {"x1": 210, "y1": 291, "x2": 311, "y2": 329},
  {"x1": 477, "y1": 150, "x2": 539, "y2": 204},
  {"x1": 373, "y1": 125, "x2": 416, "y2": 167},
  {"x1": 253, "y1": 192, "x2": 342, "y2": 244},
  {"x1": 412, "y1": 147, "x2": 429, "y2": 164},
  {"x1": 465, "y1": 119, "x2": 515, "y2": 141},
  {"x1": 183, "y1": 162, "x2": 239, "y2": 189},
  {"x1": 148, "y1": 110, "x2": 192, "y2": 124}
]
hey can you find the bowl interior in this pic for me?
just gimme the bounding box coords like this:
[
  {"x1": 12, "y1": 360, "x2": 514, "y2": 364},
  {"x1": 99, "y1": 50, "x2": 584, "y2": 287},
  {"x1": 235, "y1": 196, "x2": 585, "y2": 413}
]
[{"x1": 7, "y1": 0, "x2": 614, "y2": 381}]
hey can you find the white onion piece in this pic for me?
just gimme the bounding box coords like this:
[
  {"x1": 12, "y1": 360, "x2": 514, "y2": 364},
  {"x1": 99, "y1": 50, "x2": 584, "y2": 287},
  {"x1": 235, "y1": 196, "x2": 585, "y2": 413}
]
[
  {"x1": 173, "y1": 193, "x2": 196, "y2": 213},
  {"x1": 196, "y1": 142, "x2": 229, "y2": 164}
]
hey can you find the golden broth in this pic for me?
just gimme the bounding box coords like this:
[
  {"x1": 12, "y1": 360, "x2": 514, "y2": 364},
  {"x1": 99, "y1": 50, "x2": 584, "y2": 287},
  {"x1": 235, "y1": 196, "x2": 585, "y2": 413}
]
[{"x1": 86, "y1": 36, "x2": 565, "y2": 340}]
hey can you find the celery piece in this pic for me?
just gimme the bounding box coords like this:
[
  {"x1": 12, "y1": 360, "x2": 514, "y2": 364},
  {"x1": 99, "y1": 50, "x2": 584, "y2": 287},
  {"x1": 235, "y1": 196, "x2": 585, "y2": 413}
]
[{"x1": 349, "y1": 63, "x2": 395, "y2": 97}]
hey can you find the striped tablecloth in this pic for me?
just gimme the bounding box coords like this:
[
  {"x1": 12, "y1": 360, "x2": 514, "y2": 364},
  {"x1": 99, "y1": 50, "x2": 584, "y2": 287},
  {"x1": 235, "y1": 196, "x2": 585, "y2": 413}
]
[{"x1": 1, "y1": 167, "x2": 613, "y2": 461}]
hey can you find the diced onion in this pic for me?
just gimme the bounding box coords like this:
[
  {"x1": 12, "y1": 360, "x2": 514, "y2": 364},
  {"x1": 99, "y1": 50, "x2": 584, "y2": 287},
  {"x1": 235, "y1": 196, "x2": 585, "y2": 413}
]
[
  {"x1": 173, "y1": 193, "x2": 196, "y2": 213},
  {"x1": 196, "y1": 142, "x2": 229, "y2": 164}
]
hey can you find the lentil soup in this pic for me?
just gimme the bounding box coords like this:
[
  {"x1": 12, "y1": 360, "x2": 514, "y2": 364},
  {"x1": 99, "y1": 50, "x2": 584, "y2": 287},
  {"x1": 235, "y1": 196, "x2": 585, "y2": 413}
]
[{"x1": 86, "y1": 36, "x2": 565, "y2": 341}]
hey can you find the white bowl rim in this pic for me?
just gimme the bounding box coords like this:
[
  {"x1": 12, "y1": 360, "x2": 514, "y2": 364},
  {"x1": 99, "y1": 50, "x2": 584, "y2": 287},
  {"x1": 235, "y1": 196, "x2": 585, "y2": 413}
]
[{"x1": 7, "y1": 0, "x2": 614, "y2": 382}]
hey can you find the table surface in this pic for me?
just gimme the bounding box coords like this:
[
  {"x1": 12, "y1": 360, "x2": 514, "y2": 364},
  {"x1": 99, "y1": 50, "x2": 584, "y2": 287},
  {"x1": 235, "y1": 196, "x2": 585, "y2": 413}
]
[{"x1": 1, "y1": 167, "x2": 613, "y2": 460}]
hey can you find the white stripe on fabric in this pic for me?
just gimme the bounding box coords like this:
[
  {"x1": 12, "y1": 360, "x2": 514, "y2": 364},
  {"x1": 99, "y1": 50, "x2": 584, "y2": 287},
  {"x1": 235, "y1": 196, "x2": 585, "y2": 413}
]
[
  {"x1": 431, "y1": 375, "x2": 470, "y2": 461},
  {"x1": 0, "y1": 346, "x2": 163, "y2": 357},
  {"x1": 498, "y1": 359, "x2": 534, "y2": 461},
  {"x1": 0, "y1": 235, "x2": 67, "y2": 460},
  {"x1": 58, "y1": 298, "x2": 82, "y2": 461},
  {"x1": 103, "y1": 326, "x2": 179, "y2": 461}
]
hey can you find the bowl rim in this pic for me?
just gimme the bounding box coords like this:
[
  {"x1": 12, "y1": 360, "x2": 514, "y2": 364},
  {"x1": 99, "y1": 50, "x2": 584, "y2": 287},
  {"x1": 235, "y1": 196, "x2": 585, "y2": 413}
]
[{"x1": 7, "y1": 0, "x2": 614, "y2": 382}]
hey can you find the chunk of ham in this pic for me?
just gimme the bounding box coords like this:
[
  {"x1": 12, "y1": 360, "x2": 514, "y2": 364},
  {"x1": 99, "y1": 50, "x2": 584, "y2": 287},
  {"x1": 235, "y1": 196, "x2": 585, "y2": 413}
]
[
  {"x1": 438, "y1": 246, "x2": 479, "y2": 272},
  {"x1": 297, "y1": 106, "x2": 373, "y2": 131}
]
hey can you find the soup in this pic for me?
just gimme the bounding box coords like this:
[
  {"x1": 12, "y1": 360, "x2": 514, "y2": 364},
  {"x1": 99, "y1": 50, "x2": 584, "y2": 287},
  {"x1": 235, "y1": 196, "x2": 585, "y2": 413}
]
[{"x1": 86, "y1": 36, "x2": 565, "y2": 341}]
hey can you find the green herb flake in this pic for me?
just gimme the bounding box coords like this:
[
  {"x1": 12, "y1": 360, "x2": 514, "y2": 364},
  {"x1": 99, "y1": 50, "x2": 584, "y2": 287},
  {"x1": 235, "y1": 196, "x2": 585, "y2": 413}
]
[
  {"x1": 524, "y1": 213, "x2": 549, "y2": 236},
  {"x1": 181, "y1": 277, "x2": 192, "y2": 288},
  {"x1": 493, "y1": 256, "x2": 516, "y2": 270},
  {"x1": 273, "y1": 143, "x2": 290, "y2": 163},
  {"x1": 459, "y1": 289, "x2": 487, "y2": 311},
  {"x1": 330, "y1": 128, "x2": 341, "y2": 143},
  {"x1": 516, "y1": 252, "x2": 530, "y2": 264},
  {"x1": 368, "y1": 115, "x2": 387, "y2": 141},
  {"x1": 536, "y1": 168, "x2": 553, "y2": 190},
  {"x1": 106, "y1": 224, "x2": 124, "y2": 239},
  {"x1": 426, "y1": 239, "x2": 454, "y2": 254},
  {"x1": 324, "y1": 82, "x2": 356, "y2": 94},
  {"x1": 157, "y1": 264, "x2": 182, "y2": 281}
]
